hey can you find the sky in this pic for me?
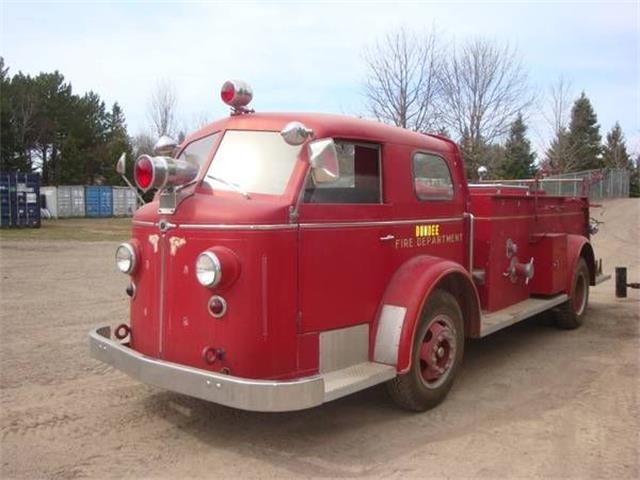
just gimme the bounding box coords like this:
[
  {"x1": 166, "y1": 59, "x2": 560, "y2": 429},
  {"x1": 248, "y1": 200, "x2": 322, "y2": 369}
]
[{"x1": 2, "y1": 0, "x2": 639, "y2": 157}]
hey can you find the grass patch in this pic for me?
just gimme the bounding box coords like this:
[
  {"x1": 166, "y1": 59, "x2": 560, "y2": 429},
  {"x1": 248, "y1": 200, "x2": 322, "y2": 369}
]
[{"x1": 0, "y1": 217, "x2": 133, "y2": 242}]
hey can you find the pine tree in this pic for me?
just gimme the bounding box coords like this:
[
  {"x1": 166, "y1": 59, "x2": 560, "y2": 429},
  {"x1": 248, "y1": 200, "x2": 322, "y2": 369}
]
[
  {"x1": 630, "y1": 155, "x2": 640, "y2": 198},
  {"x1": 499, "y1": 114, "x2": 536, "y2": 179},
  {"x1": 602, "y1": 122, "x2": 631, "y2": 169},
  {"x1": 544, "y1": 127, "x2": 571, "y2": 173},
  {"x1": 567, "y1": 92, "x2": 602, "y2": 171},
  {"x1": 104, "y1": 103, "x2": 133, "y2": 185},
  {"x1": 459, "y1": 128, "x2": 488, "y2": 180}
]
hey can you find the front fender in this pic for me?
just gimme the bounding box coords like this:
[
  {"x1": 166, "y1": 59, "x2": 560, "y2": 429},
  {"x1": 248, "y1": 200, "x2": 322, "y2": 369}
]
[{"x1": 370, "y1": 256, "x2": 480, "y2": 374}]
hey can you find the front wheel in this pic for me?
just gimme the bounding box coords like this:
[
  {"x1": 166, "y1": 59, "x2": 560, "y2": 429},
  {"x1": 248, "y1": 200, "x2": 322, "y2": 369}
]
[
  {"x1": 386, "y1": 290, "x2": 464, "y2": 412},
  {"x1": 555, "y1": 257, "x2": 590, "y2": 329}
]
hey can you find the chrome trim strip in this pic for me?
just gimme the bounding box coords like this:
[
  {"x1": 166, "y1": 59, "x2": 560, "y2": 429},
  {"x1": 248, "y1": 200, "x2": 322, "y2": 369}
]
[
  {"x1": 465, "y1": 212, "x2": 474, "y2": 272},
  {"x1": 300, "y1": 216, "x2": 464, "y2": 229},
  {"x1": 132, "y1": 220, "x2": 155, "y2": 227},
  {"x1": 89, "y1": 326, "x2": 324, "y2": 412},
  {"x1": 469, "y1": 183, "x2": 530, "y2": 190},
  {"x1": 158, "y1": 236, "x2": 166, "y2": 356},
  {"x1": 474, "y1": 211, "x2": 584, "y2": 221},
  {"x1": 179, "y1": 223, "x2": 296, "y2": 231},
  {"x1": 141, "y1": 216, "x2": 465, "y2": 231}
]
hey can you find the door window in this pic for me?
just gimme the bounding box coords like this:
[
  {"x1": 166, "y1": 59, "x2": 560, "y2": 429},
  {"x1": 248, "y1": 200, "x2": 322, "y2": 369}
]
[{"x1": 304, "y1": 141, "x2": 381, "y2": 203}]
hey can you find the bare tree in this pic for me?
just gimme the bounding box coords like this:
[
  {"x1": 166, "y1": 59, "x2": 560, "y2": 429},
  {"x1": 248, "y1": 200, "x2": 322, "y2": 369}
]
[
  {"x1": 363, "y1": 28, "x2": 442, "y2": 133},
  {"x1": 541, "y1": 76, "x2": 574, "y2": 173},
  {"x1": 544, "y1": 75, "x2": 573, "y2": 135},
  {"x1": 439, "y1": 39, "x2": 533, "y2": 176},
  {"x1": 148, "y1": 79, "x2": 178, "y2": 139},
  {"x1": 177, "y1": 112, "x2": 212, "y2": 142},
  {"x1": 132, "y1": 132, "x2": 156, "y2": 157}
]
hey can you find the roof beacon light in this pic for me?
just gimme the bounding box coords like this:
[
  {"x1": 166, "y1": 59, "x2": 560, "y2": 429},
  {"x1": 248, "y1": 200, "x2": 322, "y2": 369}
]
[{"x1": 220, "y1": 80, "x2": 253, "y2": 114}]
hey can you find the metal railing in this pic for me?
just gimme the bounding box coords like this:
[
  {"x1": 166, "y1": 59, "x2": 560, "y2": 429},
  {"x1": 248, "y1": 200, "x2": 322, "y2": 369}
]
[{"x1": 479, "y1": 169, "x2": 630, "y2": 199}]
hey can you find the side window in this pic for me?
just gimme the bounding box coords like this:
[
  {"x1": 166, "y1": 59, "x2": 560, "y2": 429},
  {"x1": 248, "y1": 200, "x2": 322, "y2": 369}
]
[
  {"x1": 413, "y1": 153, "x2": 454, "y2": 201},
  {"x1": 304, "y1": 141, "x2": 381, "y2": 204}
]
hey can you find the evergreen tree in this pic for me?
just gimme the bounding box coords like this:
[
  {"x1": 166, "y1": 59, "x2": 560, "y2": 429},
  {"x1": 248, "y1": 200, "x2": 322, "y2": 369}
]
[
  {"x1": 458, "y1": 127, "x2": 507, "y2": 180},
  {"x1": 0, "y1": 58, "x2": 16, "y2": 172},
  {"x1": 104, "y1": 103, "x2": 133, "y2": 185},
  {"x1": 459, "y1": 128, "x2": 487, "y2": 180},
  {"x1": 630, "y1": 154, "x2": 640, "y2": 198},
  {"x1": 567, "y1": 92, "x2": 602, "y2": 171},
  {"x1": 543, "y1": 127, "x2": 571, "y2": 173},
  {"x1": 0, "y1": 59, "x2": 134, "y2": 185},
  {"x1": 499, "y1": 114, "x2": 536, "y2": 179},
  {"x1": 602, "y1": 122, "x2": 631, "y2": 169}
]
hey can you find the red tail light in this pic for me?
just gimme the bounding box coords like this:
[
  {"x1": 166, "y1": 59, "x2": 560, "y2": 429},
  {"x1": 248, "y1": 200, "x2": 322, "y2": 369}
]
[{"x1": 134, "y1": 155, "x2": 154, "y2": 191}]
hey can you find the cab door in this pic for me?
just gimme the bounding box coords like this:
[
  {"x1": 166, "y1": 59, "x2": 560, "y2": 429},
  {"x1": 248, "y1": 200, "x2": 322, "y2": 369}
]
[{"x1": 298, "y1": 141, "x2": 390, "y2": 333}]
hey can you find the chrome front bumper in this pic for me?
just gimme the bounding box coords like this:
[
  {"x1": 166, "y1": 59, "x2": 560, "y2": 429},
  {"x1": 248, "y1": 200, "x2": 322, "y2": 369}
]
[{"x1": 89, "y1": 326, "x2": 324, "y2": 412}]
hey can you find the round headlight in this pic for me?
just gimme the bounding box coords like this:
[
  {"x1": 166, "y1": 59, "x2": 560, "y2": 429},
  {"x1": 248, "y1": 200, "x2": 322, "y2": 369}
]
[
  {"x1": 115, "y1": 243, "x2": 136, "y2": 274},
  {"x1": 196, "y1": 251, "x2": 222, "y2": 287}
]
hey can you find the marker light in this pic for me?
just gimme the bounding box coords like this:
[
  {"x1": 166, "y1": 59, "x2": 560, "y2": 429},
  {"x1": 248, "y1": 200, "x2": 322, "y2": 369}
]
[
  {"x1": 220, "y1": 80, "x2": 253, "y2": 109},
  {"x1": 208, "y1": 296, "x2": 227, "y2": 318}
]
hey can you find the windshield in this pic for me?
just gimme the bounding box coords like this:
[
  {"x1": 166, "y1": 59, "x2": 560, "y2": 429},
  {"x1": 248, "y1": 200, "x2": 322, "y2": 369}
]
[
  {"x1": 203, "y1": 130, "x2": 302, "y2": 196},
  {"x1": 178, "y1": 132, "x2": 220, "y2": 169}
]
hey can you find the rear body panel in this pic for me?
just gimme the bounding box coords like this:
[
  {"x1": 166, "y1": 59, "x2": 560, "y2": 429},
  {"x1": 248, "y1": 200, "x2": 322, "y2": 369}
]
[{"x1": 469, "y1": 188, "x2": 589, "y2": 312}]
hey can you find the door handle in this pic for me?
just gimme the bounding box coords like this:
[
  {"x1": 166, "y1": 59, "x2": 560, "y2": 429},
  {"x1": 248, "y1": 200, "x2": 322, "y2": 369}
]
[{"x1": 380, "y1": 234, "x2": 395, "y2": 241}]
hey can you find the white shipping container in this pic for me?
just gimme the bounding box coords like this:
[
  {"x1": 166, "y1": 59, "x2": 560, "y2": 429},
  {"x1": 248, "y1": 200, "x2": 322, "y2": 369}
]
[
  {"x1": 112, "y1": 186, "x2": 139, "y2": 216},
  {"x1": 40, "y1": 186, "x2": 58, "y2": 218},
  {"x1": 57, "y1": 186, "x2": 85, "y2": 217}
]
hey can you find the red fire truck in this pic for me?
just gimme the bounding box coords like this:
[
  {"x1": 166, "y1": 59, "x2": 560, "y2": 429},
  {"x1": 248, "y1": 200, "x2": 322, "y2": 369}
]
[{"x1": 89, "y1": 81, "x2": 609, "y2": 412}]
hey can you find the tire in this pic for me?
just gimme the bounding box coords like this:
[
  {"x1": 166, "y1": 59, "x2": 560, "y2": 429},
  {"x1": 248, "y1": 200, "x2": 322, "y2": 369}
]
[
  {"x1": 386, "y1": 289, "x2": 464, "y2": 412},
  {"x1": 555, "y1": 257, "x2": 590, "y2": 329}
]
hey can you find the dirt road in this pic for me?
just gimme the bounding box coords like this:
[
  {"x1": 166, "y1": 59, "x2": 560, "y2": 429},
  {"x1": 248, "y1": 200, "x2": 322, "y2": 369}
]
[{"x1": 1, "y1": 199, "x2": 638, "y2": 479}]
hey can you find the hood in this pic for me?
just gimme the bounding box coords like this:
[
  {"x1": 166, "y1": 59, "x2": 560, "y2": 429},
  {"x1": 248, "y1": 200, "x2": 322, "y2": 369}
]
[{"x1": 133, "y1": 191, "x2": 293, "y2": 226}]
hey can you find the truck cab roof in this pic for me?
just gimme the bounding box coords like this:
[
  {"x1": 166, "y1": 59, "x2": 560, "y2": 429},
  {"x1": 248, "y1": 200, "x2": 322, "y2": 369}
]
[{"x1": 188, "y1": 112, "x2": 457, "y2": 155}]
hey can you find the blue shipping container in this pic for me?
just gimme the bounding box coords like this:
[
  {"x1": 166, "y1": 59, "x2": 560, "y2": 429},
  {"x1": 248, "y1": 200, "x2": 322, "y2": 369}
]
[
  {"x1": 85, "y1": 186, "x2": 113, "y2": 217},
  {"x1": 0, "y1": 172, "x2": 41, "y2": 228}
]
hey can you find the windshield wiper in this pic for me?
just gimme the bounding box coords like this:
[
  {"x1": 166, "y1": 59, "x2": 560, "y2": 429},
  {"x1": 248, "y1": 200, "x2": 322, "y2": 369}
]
[{"x1": 206, "y1": 175, "x2": 251, "y2": 199}]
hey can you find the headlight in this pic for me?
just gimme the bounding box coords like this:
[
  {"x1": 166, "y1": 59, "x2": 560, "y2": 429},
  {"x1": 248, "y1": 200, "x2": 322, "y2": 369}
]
[
  {"x1": 196, "y1": 251, "x2": 222, "y2": 287},
  {"x1": 115, "y1": 243, "x2": 136, "y2": 274}
]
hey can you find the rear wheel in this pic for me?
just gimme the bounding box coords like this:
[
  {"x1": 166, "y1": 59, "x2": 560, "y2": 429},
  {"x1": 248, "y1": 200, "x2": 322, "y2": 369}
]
[
  {"x1": 386, "y1": 290, "x2": 464, "y2": 411},
  {"x1": 555, "y1": 257, "x2": 590, "y2": 329}
]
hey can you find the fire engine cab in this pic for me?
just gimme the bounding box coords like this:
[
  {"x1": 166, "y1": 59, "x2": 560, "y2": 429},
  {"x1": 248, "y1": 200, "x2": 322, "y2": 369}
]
[{"x1": 89, "y1": 81, "x2": 610, "y2": 412}]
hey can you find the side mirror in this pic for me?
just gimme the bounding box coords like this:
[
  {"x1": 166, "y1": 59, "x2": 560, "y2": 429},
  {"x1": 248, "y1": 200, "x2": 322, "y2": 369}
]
[
  {"x1": 116, "y1": 153, "x2": 126, "y2": 175},
  {"x1": 154, "y1": 135, "x2": 178, "y2": 156},
  {"x1": 307, "y1": 138, "x2": 339, "y2": 183}
]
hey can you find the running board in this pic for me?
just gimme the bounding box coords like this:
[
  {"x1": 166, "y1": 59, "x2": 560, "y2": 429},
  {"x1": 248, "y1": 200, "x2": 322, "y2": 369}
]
[
  {"x1": 480, "y1": 294, "x2": 569, "y2": 337},
  {"x1": 323, "y1": 362, "x2": 396, "y2": 402}
]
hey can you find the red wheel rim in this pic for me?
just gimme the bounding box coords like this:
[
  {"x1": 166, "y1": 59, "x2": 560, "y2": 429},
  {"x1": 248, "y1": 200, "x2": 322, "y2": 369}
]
[{"x1": 419, "y1": 315, "x2": 456, "y2": 389}]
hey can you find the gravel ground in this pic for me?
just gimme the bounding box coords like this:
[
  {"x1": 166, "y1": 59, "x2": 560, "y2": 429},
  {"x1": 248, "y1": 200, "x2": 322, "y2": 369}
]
[{"x1": 1, "y1": 198, "x2": 638, "y2": 479}]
